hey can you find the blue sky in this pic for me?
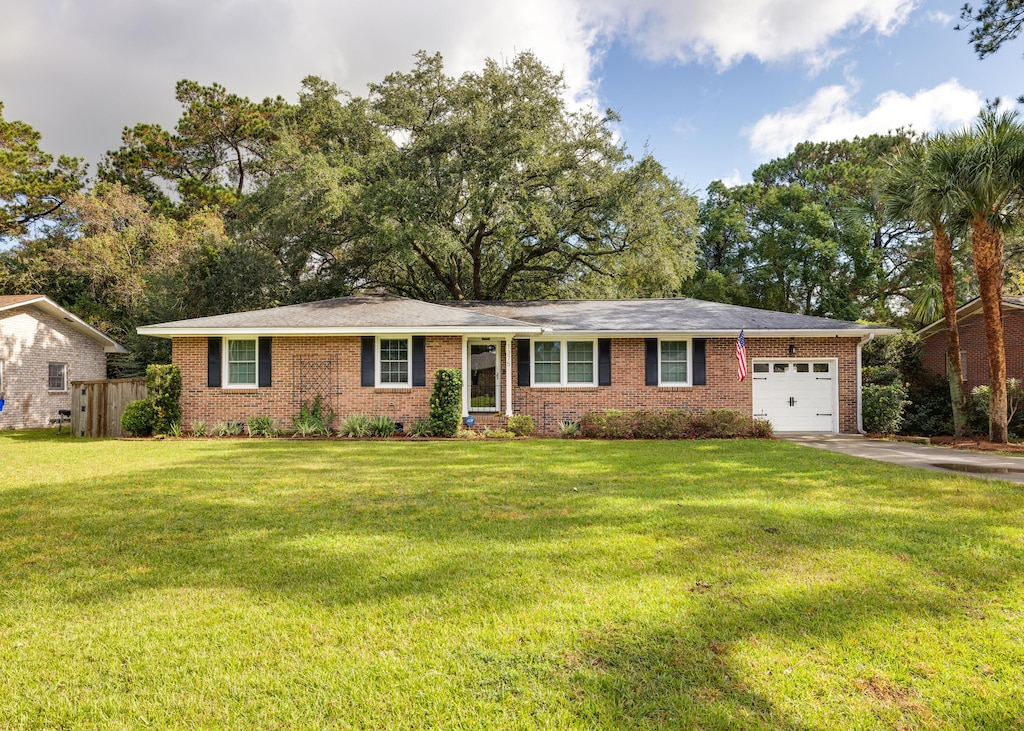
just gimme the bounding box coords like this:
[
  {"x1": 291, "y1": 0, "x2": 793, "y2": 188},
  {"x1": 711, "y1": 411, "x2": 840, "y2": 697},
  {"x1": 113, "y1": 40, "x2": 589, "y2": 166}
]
[{"x1": 1, "y1": 0, "x2": 1020, "y2": 193}]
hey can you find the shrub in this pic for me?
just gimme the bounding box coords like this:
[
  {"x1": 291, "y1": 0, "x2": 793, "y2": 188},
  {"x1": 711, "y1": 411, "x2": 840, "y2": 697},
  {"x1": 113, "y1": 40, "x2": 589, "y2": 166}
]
[
  {"x1": 291, "y1": 396, "x2": 335, "y2": 437},
  {"x1": 246, "y1": 414, "x2": 277, "y2": 438},
  {"x1": 968, "y1": 379, "x2": 1024, "y2": 437},
  {"x1": 484, "y1": 428, "x2": 516, "y2": 439},
  {"x1": 408, "y1": 418, "x2": 433, "y2": 437},
  {"x1": 454, "y1": 428, "x2": 482, "y2": 439},
  {"x1": 580, "y1": 408, "x2": 770, "y2": 440},
  {"x1": 580, "y1": 409, "x2": 634, "y2": 439},
  {"x1": 558, "y1": 420, "x2": 580, "y2": 438},
  {"x1": 368, "y1": 415, "x2": 397, "y2": 437},
  {"x1": 900, "y1": 377, "x2": 953, "y2": 436},
  {"x1": 862, "y1": 381, "x2": 910, "y2": 434},
  {"x1": 863, "y1": 365, "x2": 902, "y2": 387},
  {"x1": 506, "y1": 414, "x2": 535, "y2": 436},
  {"x1": 213, "y1": 422, "x2": 245, "y2": 437},
  {"x1": 190, "y1": 420, "x2": 208, "y2": 437},
  {"x1": 338, "y1": 414, "x2": 371, "y2": 437},
  {"x1": 430, "y1": 368, "x2": 463, "y2": 437},
  {"x1": 121, "y1": 399, "x2": 158, "y2": 436},
  {"x1": 145, "y1": 364, "x2": 182, "y2": 436}
]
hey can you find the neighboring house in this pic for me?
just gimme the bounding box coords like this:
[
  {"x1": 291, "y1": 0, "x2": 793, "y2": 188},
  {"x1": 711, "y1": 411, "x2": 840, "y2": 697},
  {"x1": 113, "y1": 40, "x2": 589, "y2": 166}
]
[
  {"x1": 0, "y1": 295, "x2": 126, "y2": 429},
  {"x1": 137, "y1": 294, "x2": 897, "y2": 435},
  {"x1": 918, "y1": 295, "x2": 1024, "y2": 392}
]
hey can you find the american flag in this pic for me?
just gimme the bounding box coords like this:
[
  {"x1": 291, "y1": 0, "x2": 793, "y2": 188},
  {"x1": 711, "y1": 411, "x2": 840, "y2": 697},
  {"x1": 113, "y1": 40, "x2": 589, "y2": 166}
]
[{"x1": 736, "y1": 329, "x2": 747, "y2": 381}]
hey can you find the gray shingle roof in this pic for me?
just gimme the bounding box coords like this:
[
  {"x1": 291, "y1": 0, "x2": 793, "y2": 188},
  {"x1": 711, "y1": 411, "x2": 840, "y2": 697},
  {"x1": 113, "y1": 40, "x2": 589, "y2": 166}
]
[
  {"x1": 139, "y1": 294, "x2": 541, "y2": 332},
  {"x1": 139, "y1": 293, "x2": 897, "y2": 337},
  {"x1": 452, "y1": 298, "x2": 892, "y2": 334}
]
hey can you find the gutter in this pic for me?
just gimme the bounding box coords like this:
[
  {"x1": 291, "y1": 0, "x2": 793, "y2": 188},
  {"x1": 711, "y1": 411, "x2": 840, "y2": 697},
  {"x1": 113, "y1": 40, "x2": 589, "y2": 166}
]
[{"x1": 856, "y1": 333, "x2": 874, "y2": 434}]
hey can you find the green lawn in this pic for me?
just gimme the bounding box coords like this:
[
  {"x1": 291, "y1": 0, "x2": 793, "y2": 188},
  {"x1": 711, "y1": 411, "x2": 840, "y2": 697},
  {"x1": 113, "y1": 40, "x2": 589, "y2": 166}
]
[{"x1": 1, "y1": 431, "x2": 1023, "y2": 730}]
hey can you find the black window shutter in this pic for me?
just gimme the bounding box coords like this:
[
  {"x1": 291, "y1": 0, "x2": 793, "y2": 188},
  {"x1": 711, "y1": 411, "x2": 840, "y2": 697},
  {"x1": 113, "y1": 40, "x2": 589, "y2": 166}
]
[
  {"x1": 361, "y1": 336, "x2": 375, "y2": 387},
  {"x1": 207, "y1": 337, "x2": 222, "y2": 388},
  {"x1": 412, "y1": 336, "x2": 426, "y2": 387},
  {"x1": 516, "y1": 339, "x2": 531, "y2": 386},
  {"x1": 645, "y1": 338, "x2": 658, "y2": 386},
  {"x1": 258, "y1": 337, "x2": 273, "y2": 387},
  {"x1": 598, "y1": 338, "x2": 611, "y2": 386},
  {"x1": 692, "y1": 338, "x2": 706, "y2": 386}
]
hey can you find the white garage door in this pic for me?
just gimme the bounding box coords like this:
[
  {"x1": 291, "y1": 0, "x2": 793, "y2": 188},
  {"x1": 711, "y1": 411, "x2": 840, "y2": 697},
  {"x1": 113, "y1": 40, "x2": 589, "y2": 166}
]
[{"x1": 751, "y1": 360, "x2": 837, "y2": 433}]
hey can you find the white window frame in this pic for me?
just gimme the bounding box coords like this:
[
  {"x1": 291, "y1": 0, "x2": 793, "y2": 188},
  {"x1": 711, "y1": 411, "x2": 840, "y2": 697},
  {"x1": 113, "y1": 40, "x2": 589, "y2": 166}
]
[
  {"x1": 47, "y1": 362, "x2": 67, "y2": 392},
  {"x1": 376, "y1": 335, "x2": 412, "y2": 389},
  {"x1": 658, "y1": 339, "x2": 691, "y2": 387},
  {"x1": 223, "y1": 337, "x2": 259, "y2": 389},
  {"x1": 530, "y1": 338, "x2": 597, "y2": 387}
]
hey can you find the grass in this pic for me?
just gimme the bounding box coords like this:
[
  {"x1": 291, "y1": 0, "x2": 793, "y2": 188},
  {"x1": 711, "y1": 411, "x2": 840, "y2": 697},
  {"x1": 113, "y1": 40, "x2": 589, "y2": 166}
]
[{"x1": 1, "y1": 430, "x2": 1023, "y2": 729}]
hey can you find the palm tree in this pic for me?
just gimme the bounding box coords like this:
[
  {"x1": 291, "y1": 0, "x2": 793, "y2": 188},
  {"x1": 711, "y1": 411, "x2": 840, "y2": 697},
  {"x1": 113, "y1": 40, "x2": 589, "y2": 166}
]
[
  {"x1": 881, "y1": 140, "x2": 969, "y2": 436},
  {"x1": 930, "y1": 110, "x2": 1024, "y2": 442}
]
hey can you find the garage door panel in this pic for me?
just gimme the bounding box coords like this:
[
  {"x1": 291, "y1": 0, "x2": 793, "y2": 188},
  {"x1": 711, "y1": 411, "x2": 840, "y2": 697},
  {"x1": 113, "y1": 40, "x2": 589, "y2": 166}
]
[{"x1": 752, "y1": 360, "x2": 837, "y2": 433}]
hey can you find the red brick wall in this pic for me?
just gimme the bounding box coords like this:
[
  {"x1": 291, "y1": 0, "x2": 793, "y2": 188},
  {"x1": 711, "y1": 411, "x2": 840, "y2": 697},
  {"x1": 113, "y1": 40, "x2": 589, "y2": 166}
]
[
  {"x1": 172, "y1": 334, "x2": 862, "y2": 435},
  {"x1": 921, "y1": 307, "x2": 1024, "y2": 391},
  {"x1": 173, "y1": 335, "x2": 462, "y2": 429}
]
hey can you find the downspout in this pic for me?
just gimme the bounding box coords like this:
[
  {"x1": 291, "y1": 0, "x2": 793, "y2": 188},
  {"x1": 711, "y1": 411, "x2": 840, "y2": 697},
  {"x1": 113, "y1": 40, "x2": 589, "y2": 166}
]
[{"x1": 856, "y1": 333, "x2": 874, "y2": 434}]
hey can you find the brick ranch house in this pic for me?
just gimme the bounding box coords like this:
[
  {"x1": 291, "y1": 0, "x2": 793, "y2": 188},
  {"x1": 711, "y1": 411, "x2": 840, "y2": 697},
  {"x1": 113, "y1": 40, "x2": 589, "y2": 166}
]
[
  {"x1": 1, "y1": 295, "x2": 125, "y2": 429},
  {"x1": 137, "y1": 294, "x2": 898, "y2": 435},
  {"x1": 918, "y1": 295, "x2": 1024, "y2": 392}
]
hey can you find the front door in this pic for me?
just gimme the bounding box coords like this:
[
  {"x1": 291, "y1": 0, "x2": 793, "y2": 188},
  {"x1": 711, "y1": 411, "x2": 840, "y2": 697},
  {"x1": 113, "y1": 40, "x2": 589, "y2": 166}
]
[{"x1": 469, "y1": 342, "x2": 499, "y2": 412}]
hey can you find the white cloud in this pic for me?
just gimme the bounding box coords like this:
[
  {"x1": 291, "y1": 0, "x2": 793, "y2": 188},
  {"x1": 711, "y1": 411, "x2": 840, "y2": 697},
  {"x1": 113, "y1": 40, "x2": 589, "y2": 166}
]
[
  {"x1": 927, "y1": 10, "x2": 955, "y2": 25},
  {"x1": 720, "y1": 169, "x2": 745, "y2": 187},
  {"x1": 747, "y1": 79, "x2": 984, "y2": 158},
  {"x1": 585, "y1": 0, "x2": 919, "y2": 67},
  {"x1": 0, "y1": 0, "x2": 923, "y2": 171}
]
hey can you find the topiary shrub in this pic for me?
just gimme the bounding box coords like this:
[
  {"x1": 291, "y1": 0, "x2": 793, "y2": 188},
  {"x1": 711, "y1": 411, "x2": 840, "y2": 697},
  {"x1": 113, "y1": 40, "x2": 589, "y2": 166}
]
[
  {"x1": 862, "y1": 381, "x2": 910, "y2": 434},
  {"x1": 146, "y1": 364, "x2": 182, "y2": 436},
  {"x1": 121, "y1": 399, "x2": 158, "y2": 436},
  {"x1": 506, "y1": 414, "x2": 535, "y2": 436},
  {"x1": 430, "y1": 368, "x2": 463, "y2": 437}
]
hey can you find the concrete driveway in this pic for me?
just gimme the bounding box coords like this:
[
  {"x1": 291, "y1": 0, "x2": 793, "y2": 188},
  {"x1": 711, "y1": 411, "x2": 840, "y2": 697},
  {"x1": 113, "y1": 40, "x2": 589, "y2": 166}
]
[{"x1": 778, "y1": 433, "x2": 1024, "y2": 484}]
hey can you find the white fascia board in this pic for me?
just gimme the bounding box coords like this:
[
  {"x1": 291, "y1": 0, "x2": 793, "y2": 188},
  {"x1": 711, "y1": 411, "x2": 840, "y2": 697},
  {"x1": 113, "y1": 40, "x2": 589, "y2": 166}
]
[
  {"x1": 525, "y1": 328, "x2": 901, "y2": 338},
  {"x1": 136, "y1": 325, "x2": 547, "y2": 338},
  {"x1": 22, "y1": 296, "x2": 128, "y2": 353}
]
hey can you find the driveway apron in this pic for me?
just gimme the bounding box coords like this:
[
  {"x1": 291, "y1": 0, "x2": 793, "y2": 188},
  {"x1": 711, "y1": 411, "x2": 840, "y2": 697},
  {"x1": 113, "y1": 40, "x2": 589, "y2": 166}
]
[{"x1": 778, "y1": 433, "x2": 1024, "y2": 484}]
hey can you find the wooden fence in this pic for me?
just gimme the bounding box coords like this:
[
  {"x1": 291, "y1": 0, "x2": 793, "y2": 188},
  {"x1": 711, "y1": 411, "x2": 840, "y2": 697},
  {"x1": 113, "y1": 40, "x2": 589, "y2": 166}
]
[{"x1": 70, "y1": 378, "x2": 148, "y2": 438}]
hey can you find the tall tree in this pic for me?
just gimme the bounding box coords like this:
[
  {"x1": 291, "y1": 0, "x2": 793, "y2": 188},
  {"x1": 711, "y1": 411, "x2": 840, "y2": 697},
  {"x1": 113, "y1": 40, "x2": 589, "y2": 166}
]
[
  {"x1": 0, "y1": 102, "x2": 85, "y2": 238},
  {"x1": 99, "y1": 81, "x2": 288, "y2": 215},
  {"x1": 931, "y1": 110, "x2": 1024, "y2": 442},
  {"x1": 881, "y1": 140, "x2": 970, "y2": 436},
  {"x1": 958, "y1": 1, "x2": 1024, "y2": 58},
  {"x1": 357, "y1": 51, "x2": 697, "y2": 300}
]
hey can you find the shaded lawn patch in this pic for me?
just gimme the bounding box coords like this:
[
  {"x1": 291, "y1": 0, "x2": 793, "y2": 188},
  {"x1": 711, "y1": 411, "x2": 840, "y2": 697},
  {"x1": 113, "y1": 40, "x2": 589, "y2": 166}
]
[{"x1": 0, "y1": 431, "x2": 1023, "y2": 729}]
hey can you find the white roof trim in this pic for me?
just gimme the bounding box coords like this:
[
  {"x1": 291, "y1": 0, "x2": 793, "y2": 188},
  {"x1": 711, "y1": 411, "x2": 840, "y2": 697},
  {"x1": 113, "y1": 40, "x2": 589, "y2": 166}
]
[
  {"x1": 3, "y1": 296, "x2": 127, "y2": 353},
  {"x1": 915, "y1": 297, "x2": 1024, "y2": 339},
  {"x1": 137, "y1": 325, "x2": 896, "y2": 339},
  {"x1": 137, "y1": 325, "x2": 548, "y2": 338}
]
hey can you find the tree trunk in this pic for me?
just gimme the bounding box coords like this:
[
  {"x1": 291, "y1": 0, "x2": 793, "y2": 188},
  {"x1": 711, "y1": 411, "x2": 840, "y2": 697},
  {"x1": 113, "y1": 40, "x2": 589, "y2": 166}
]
[
  {"x1": 971, "y1": 217, "x2": 1008, "y2": 443},
  {"x1": 933, "y1": 221, "x2": 968, "y2": 436}
]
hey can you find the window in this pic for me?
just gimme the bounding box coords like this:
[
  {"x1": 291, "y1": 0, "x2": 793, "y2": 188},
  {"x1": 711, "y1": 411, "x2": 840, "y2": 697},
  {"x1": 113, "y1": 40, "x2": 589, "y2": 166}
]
[
  {"x1": 48, "y1": 363, "x2": 67, "y2": 391},
  {"x1": 566, "y1": 341, "x2": 594, "y2": 384},
  {"x1": 813, "y1": 363, "x2": 829, "y2": 373},
  {"x1": 378, "y1": 337, "x2": 410, "y2": 386},
  {"x1": 795, "y1": 363, "x2": 810, "y2": 373},
  {"x1": 532, "y1": 339, "x2": 595, "y2": 386},
  {"x1": 773, "y1": 363, "x2": 789, "y2": 373},
  {"x1": 752, "y1": 363, "x2": 769, "y2": 374},
  {"x1": 226, "y1": 339, "x2": 257, "y2": 386},
  {"x1": 659, "y1": 340, "x2": 689, "y2": 385}
]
